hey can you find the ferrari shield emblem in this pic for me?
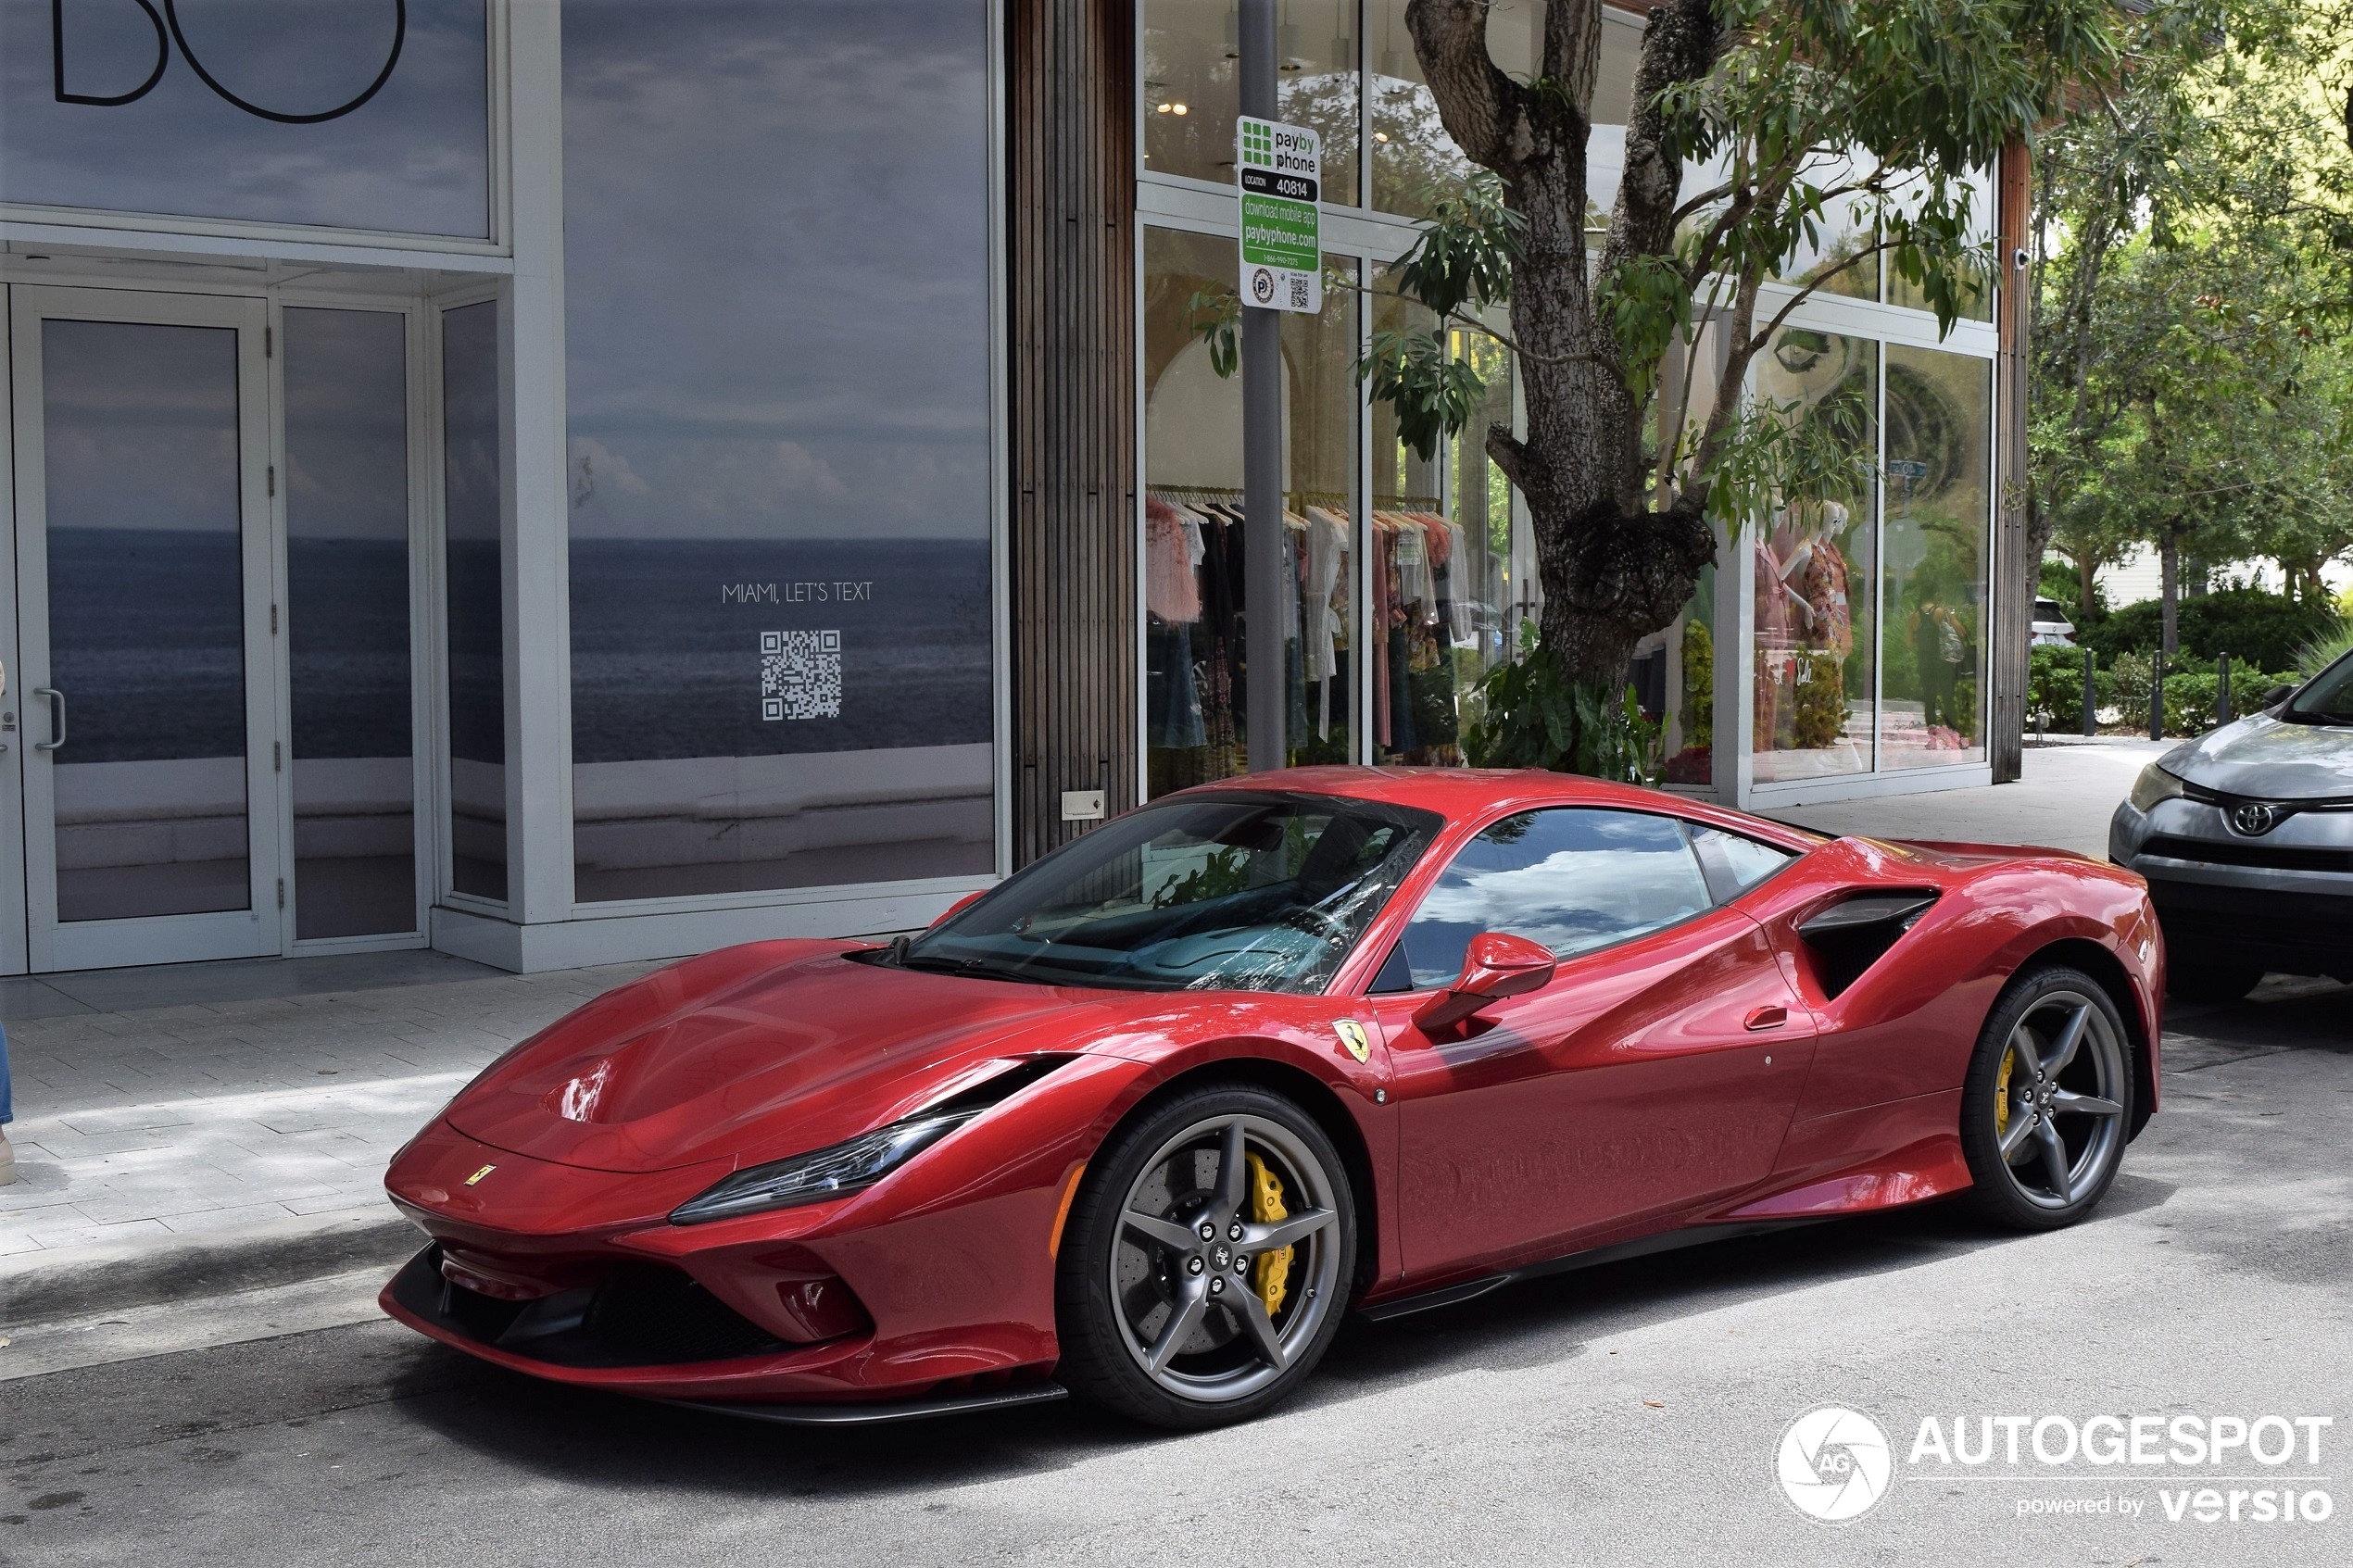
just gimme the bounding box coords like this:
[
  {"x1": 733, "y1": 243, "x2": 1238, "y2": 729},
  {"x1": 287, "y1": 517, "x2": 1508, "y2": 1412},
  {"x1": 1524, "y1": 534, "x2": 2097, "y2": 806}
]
[
  {"x1": 464, "y1": 1164, "x2": 497, "y2": 1186},
  {"x1": 1333, "y1": 1020, "x2": 1371, "y2": 1064}
]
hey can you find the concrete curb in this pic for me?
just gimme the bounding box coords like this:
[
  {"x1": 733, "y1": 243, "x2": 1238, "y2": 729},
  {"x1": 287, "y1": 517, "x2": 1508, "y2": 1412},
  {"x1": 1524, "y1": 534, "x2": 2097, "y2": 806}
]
[{"x1": 0, "y1": 1209, "x2": 422, "y2": 1329}]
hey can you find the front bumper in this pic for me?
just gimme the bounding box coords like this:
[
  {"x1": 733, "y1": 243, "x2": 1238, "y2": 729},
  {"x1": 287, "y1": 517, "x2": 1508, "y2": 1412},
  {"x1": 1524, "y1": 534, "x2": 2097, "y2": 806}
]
[
  {"x1": 376, "y1": 1077, "x2": 1123, "y2": 1405},
  {"x1": 2110, "y1": 799, "x2": 2353, "y2": 979}
]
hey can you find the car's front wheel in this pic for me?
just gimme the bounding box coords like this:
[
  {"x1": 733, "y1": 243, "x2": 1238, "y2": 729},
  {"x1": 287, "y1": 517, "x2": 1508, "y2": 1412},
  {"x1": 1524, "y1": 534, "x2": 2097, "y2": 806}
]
[
  {"x1": 1054, "y1": 1083, "x2": 1355, "y2": 1428},
  {"x1": 1959, "y1": 965, "x2": 2135, "y2": 1230}
]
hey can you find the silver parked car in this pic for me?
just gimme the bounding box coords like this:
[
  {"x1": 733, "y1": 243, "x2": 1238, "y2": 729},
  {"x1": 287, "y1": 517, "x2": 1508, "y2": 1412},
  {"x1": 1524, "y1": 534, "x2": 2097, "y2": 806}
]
[{"x1": 2109, "y1": 649, "x2": 2353, "y2": 999}]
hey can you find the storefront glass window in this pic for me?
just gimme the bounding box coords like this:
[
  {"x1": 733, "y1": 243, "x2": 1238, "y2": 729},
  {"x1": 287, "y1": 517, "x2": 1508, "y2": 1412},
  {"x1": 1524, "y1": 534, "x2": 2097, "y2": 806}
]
[
  {"x1": 563, "y1": 1, "x2": 995, "y2": 903},
  {"x1": 0, "y1": 0, "x2": 490, "y2": 238},
  {"x1": 1141, "y1": 0, "x2": 1358, "y2": 205},
  {"x1": 1366, "y1": 3, "x2": 1636, "y2": 219},
  {"x1": 1889, "y1": 169, "x2": 1997, "y2": 323},
  {"x1": 1751, "y1": 329, "x2": 1877, "y2": 783},
  {"x1": 283, "y1": 307, "x2": 414, "y2": 938},
  {"x1": 40, "y1": 318, "x2": 250, "y2": 923},
  {"x1": 441, "y1": 300, "x2": 504, "y2": 904},
  {"x1": 1143, "y1": 227, "x2": 1357, "y2": 795},
  {"x1": 1369, "y1": 278, "x2": 1514, "y2": 763},
  {"x1": 1881, "y1": 344, "x2": 1991, "y2": 768},
  {"x1": 1776, "y1": 154, "x2": 1881, "y2": 303}
]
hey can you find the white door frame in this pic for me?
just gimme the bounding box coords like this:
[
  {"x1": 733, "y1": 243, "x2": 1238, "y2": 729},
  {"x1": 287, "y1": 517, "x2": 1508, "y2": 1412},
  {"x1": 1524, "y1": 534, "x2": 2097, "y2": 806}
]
[{"x1": 7, "y1": 284, "x2": 283, "y2": 972}]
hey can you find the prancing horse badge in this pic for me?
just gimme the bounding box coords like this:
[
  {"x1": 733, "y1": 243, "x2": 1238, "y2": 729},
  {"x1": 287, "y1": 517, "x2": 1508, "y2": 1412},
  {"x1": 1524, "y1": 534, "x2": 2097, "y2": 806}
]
[{"x1": 1333, "y1": 1020, "x2": 1372, "y2": 1064}]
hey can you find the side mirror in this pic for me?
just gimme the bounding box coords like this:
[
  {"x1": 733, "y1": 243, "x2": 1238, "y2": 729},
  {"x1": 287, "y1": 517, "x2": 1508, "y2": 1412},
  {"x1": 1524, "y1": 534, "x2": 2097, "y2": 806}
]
[
  {"x1": 2260, "y1": 684, "x2": 2295, "y2": 711},
  {"x1": 1414, "y1": 932, "x2": 1557, "y2": 1033}
]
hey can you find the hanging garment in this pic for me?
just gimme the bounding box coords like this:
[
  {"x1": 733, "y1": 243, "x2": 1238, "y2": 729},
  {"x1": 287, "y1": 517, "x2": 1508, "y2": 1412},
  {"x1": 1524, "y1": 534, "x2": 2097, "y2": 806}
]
[
  {"x1": 1391, "y1": 518, "x2": 1437, "y2": 625},
  {"x1": 1144, "y1": 495, "x2": 1204, "y2": 624},
  {"x1": 1442, "y1": 520, "x2": 1475, "y2": 645},
  {"x1": 1304, "y1": 506, "x2": 1350, "y2": 739},
  {"x1": 1145, "y1": 619, "x2": 1207, "y2": 749}
]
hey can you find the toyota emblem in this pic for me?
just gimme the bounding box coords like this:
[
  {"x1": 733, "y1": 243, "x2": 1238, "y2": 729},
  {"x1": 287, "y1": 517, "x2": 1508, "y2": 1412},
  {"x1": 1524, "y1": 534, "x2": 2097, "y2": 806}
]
[{"x1": 2228, "y1": 801, "x2": 2279, "y2": 836}]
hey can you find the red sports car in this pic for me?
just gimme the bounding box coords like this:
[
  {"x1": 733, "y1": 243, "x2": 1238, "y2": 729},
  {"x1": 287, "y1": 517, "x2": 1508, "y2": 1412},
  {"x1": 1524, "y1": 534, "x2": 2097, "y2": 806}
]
[{"x1": 382, "y1": 767, "x2": 2162, "y2": 1429}]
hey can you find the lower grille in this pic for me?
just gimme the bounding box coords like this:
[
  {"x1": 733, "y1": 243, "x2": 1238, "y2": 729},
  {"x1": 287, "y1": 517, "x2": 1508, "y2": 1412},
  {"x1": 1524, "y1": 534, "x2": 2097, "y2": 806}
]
[
  {"x1": 2144, "y1": 834, "x2": 2353, "y2": 875},
  {"x1": 391, "y1": 1247, "x2": 799, "y2": 1368}
]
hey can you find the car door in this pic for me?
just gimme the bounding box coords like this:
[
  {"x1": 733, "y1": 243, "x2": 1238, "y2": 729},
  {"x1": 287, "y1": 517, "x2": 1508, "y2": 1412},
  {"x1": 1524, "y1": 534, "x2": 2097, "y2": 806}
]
[{"x1": 1368, "y1": 809, "x2": 1818, "y2": 1282}]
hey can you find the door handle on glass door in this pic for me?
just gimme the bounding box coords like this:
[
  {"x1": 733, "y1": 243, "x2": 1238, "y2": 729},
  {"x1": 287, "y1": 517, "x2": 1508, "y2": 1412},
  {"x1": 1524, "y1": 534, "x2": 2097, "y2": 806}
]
[
  {"x1": 33, "y1": 688, "x2": 65, "y2": 753},
  {"x1": 1743, "y1": 1005, "x2": 1787, "y2": 1032}
]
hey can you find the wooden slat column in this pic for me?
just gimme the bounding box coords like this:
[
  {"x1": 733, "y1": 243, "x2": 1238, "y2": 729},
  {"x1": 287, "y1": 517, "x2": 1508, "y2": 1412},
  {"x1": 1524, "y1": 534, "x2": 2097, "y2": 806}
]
[
  {"x1": 1991, "y1": 137, "x2": 2032, "y2": 783},
  {"x1": 1008, "y1": 0, "x2": 1139, "y2": 866}
]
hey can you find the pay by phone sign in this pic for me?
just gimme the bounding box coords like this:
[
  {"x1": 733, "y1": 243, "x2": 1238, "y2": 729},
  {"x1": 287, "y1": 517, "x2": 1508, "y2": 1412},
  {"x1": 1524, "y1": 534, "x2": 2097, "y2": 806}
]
[{"x1": 1237, "y1": 117, "x2": 1320, "y2": 313}]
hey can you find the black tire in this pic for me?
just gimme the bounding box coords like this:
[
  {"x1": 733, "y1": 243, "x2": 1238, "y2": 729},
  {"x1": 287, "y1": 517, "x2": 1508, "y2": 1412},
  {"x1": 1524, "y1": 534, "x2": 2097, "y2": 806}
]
[
  {"x1": 1055, "y1": 1082, "x2": 1356, "y2": 1429},
  {"x1": 2167, "y1": 955, "x2": 2264, "y2": 1004},
  {"x1": 1959, "y1": 965, "x2": 2136, "y2": 1231}
]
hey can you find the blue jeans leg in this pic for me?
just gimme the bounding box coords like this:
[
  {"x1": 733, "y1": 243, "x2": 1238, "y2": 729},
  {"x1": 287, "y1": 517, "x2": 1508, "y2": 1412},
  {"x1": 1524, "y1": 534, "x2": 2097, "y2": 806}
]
[{"x1": 0, "y1": 1021, "x2": 12, "y2": 1125}]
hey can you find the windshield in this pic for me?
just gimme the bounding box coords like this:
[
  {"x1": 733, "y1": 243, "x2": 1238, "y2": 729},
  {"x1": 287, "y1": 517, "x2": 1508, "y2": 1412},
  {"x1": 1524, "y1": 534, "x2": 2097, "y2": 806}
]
[
  {"x1": 899, "y1": 793, "x2": 1441, "y2": 993},
  {"x1": 2284, "y1": 651, "x2": 2353, "y2": 725}
]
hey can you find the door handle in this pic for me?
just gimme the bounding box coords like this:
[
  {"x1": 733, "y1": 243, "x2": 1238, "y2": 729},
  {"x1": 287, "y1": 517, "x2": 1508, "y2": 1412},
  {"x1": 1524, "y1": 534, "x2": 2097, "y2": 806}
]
[
  {"x1": 32, "y1": 687, "x2": 64, "y2": 753},
  {"x1": 1743, "y1": 1005, "x2": 1788, "y2": 1032}
]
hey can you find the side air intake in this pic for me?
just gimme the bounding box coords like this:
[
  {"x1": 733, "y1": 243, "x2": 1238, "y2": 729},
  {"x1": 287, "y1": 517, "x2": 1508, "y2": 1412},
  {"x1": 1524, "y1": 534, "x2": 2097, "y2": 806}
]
[{"x1": 1796, "y1": 892, "x2": 1938, "y2": 999}]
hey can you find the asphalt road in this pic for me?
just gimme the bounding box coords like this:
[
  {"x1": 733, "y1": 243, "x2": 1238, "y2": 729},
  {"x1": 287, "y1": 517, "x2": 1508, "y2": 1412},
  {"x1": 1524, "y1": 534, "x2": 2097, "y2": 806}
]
[{"x1": 5, "y1": 981, "x2": 2349, "y2": 1567}]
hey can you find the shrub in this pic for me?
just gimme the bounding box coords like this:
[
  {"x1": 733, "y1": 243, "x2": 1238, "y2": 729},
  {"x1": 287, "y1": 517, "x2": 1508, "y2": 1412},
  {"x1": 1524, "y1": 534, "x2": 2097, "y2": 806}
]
[
  {"x1": 2082, "y1": 586, "x2": 2342, "y2": 671},
  {"x1": 2028, "y1": 642, "x2": 2097, "y2": 729}
]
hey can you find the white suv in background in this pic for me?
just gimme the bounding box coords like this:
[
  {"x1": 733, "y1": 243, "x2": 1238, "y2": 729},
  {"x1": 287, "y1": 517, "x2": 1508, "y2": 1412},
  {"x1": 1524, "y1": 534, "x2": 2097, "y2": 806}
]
[{"x1": 2031, "y1": 596, "x2": 2078, "y2": 647}]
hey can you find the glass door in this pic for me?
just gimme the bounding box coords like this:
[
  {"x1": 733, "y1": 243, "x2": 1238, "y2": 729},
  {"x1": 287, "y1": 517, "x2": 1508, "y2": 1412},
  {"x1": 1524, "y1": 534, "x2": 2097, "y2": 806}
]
[{"x1": 7, "y1": 287, "x2": 281, "y2": 972}]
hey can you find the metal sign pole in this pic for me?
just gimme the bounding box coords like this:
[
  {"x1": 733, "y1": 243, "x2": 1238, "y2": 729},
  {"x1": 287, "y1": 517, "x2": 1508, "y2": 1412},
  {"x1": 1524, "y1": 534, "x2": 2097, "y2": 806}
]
[{"x1": 1239, "y1": 0, "x2": 1283, "y2": 774}]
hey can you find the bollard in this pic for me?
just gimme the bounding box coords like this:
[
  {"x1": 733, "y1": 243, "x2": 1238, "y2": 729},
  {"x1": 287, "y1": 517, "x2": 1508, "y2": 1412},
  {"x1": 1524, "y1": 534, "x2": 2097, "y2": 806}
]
[
  {"x1": 2217, "y1": 650, "x2": 2233, "y2": 727},
  {"x1": 2148, "y1": 651, "x2": 2165, "y2": 741},
  {"x1": 2082, "y1": 647, "x2": 2096, "y2": 737}
]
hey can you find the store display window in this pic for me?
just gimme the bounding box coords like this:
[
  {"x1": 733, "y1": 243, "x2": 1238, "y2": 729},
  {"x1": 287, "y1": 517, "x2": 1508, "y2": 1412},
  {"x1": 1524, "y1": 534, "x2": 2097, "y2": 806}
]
[
  {"x1": 1881, "y1": 344, "x2": 1993, "y2": 768},
  {"x1": 1750, "y1": 329, "x2": 1879, "y2": 784},
  {"x1": 1143, "y1": 228, "x2": 1358, "y2": 796}
]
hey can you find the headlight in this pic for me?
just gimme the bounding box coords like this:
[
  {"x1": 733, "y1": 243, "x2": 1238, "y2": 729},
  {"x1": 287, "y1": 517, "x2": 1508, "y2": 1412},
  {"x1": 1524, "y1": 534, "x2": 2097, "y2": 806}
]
[
  {"x1": 2128, "y1": 763, "x2": 2186, "y2": 814},
  {"x1": 671, "y1": 1110, "x2": 977, "y2": 1224},
  {"x1": 668, "y1": 1056, "x2": 1071, "y2": 1225}
]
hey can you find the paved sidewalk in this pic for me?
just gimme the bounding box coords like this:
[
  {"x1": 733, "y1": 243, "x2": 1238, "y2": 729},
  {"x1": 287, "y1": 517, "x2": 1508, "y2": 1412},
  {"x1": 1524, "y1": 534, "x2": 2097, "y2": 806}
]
[
  {"x1": 0, "y1": 954, "x2": 658, "y2": 1266},
  {"x1": 1762, "y1": 736, "x2": 2167, "y2": 859}
]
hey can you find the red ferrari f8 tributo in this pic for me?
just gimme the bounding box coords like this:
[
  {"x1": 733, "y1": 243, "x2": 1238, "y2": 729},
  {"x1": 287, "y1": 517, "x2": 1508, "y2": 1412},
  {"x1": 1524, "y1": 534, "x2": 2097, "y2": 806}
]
[{"x1": 382, "y1": 767, "x2": 2162, "y2": 1428}]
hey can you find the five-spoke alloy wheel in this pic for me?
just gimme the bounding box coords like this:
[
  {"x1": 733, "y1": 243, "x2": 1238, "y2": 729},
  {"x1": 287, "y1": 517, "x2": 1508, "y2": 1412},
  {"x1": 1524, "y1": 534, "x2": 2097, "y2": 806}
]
[
  {"x1": 1055, "y1": 1085, "x2": 1355, "y2": 1427},
  {"x1": 1959, "y1": 965, "x2": 2136, "y2": 1229}
]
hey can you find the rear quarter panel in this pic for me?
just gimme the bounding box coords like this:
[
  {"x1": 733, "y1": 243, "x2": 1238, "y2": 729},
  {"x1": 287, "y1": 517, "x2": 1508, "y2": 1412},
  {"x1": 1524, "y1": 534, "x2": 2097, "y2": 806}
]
[{"x1": 1733, "y1": 838, "x2": 2162, "y2": 1126}]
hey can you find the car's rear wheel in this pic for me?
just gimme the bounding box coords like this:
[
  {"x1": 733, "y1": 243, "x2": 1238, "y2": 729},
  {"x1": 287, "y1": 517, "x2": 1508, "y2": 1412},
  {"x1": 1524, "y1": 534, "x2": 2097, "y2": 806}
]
[
  {"x1": 1959, "y1": 965, "x2": 2134, "y2": 1230},
  {"x1": 2168, "y1": 954, "x2": 2263, "y2": 1004},
  {"x1": 1055, "y1": 1083, "x2": 1354, "y2": 1428}
]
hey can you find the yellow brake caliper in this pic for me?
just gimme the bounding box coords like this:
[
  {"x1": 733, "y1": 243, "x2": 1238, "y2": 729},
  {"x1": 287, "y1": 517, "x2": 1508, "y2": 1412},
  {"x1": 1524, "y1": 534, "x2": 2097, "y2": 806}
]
[
  {"x1": 1245, "y1": 1153, "x2": 1294, "y2": 1316},
  {"x1": 1994, "y1": 1047, "x2": 2014, "y2": 1137}
]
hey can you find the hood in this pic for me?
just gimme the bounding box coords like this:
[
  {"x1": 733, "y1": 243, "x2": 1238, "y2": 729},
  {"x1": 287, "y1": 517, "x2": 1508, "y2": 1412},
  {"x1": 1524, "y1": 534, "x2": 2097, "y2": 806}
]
[
  {"x1": 443, "y1": 941, "x2": 1136, "y2": 1174},
  {"x1": 2160, "y1": 714, "x2": 2353, "y2": 801}
]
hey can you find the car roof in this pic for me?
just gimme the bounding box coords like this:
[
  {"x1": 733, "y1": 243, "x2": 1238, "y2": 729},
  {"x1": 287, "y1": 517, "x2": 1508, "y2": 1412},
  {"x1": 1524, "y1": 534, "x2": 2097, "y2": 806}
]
[{"x1": 1165, "y1": 765, "x2": 1824, "y2": 849}]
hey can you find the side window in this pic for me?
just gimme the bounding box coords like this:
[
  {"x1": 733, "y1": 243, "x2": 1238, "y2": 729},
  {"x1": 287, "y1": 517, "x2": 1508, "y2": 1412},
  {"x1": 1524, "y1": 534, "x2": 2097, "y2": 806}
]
[
  {"x1": 1689, "y1": 824, "x2": 1799, "y2": 902},
  {"x1": 1387, "y1": 809, "x2": 1714, "y2": 988}
]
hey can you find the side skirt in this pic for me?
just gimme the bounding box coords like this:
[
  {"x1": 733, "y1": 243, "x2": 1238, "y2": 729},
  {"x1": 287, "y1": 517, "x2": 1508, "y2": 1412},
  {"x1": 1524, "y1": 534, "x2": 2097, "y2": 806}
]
[
  {"x1": 1352, "y1": 1220, "x2": 1828, "y2": 1324},
  {"x1": 659, "y1": 1383, "x2": 1071, "y2": 1426}
]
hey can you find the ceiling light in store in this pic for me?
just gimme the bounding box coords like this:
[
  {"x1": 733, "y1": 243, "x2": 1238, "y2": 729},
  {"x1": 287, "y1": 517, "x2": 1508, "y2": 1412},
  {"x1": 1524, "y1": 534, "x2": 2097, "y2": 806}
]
[{"x1": 1171, "y1": 103, "x2": 1188, "y2": 115}]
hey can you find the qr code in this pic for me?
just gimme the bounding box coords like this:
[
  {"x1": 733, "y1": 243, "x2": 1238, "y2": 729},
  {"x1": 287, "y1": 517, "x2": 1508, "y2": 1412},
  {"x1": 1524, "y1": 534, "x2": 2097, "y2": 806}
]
[
  {"x1": 1288, "y1": 274, "x2": 1310, "y2": 308},
  {"x1": 760, "y1": 630, "x2": 841, "y2": 721}
]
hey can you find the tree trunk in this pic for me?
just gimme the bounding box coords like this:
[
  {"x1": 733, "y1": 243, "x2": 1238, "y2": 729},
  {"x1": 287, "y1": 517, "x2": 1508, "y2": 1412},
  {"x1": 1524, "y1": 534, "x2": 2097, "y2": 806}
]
[
  {"x1": 2079, "y1": 552, "x2": 2096, "y2": 620},
  {"x1": 2159, "y1": 536, "x2": 2179, "y2": 659},
  {"x1": 1412, "y1": 0, "x2": 1719, "y2": 693}
]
